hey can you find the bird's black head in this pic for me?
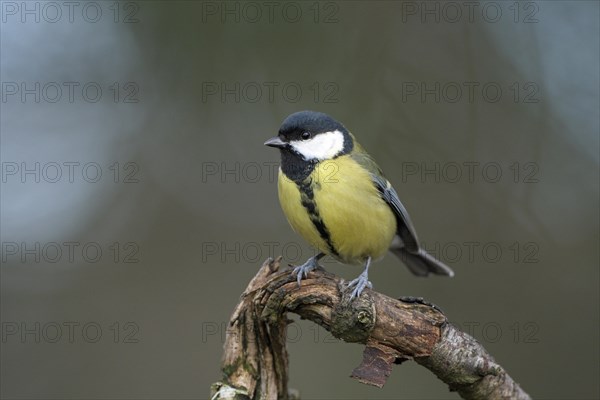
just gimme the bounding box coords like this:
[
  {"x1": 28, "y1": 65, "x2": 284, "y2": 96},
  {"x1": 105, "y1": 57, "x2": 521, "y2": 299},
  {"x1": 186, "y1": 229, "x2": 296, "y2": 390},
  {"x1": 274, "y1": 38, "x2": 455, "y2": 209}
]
[
  {"x1": 278, "y1": 111, "x2": 347, "y2": 142},
  {"x1": 265, "y1": 111, "x2": 353, "y2": 162}
]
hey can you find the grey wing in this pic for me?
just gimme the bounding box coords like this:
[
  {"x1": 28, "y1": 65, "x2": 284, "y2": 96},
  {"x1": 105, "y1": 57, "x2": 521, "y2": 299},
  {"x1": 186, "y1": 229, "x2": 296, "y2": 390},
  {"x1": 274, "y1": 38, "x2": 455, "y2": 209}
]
[
  {"x1": 371, "y1": 175, "x2": 420, "y2": 253},
  {"x1": 352, "y1": 145, "x2": 453, "y2": 277},
  {"x1": 372, "y1": 174, "x2": 455, "y2": 277}
]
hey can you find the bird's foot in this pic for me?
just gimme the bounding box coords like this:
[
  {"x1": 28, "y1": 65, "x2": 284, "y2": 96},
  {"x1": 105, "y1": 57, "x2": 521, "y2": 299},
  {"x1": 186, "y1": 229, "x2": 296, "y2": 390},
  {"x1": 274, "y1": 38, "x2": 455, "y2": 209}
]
[
  {"x1": 346, "y1": 271, "x2": 373, "y2": 300},
  {"x1": 291, "y1": 255, "x2": 324, "y2": 287}
]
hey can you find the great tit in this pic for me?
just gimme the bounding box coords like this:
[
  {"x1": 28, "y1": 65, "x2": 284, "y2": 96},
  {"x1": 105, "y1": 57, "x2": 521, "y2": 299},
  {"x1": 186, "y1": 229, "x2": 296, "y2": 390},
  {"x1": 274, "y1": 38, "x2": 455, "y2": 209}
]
[{"x1": 265, "y1": 111, "x2": 454, "y2": 299}]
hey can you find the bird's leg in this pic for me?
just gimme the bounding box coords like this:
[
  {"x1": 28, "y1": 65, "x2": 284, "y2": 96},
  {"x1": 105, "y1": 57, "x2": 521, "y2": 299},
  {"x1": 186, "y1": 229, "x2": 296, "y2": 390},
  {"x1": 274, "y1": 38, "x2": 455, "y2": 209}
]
[
  {"x1": 347, "y1": 256, "x2": 373, "y2": 299},
  {"x1": 291, "y1": 252, "x2": 325, "y2": 287}
]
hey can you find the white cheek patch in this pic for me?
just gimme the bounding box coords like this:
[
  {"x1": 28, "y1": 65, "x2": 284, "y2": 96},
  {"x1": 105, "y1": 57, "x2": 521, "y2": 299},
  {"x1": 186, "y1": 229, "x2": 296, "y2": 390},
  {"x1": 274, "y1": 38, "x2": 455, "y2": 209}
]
[{"x1": 290, "y1": 130, "x2": 345, "y2": 161}]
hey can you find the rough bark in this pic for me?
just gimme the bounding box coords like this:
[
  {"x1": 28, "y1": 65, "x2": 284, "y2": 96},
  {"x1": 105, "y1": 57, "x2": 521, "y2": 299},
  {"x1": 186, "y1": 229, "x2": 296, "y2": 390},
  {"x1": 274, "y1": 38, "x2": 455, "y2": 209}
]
[{"x1": 211, "y1": 257, "x2": 530, "y2": 400}]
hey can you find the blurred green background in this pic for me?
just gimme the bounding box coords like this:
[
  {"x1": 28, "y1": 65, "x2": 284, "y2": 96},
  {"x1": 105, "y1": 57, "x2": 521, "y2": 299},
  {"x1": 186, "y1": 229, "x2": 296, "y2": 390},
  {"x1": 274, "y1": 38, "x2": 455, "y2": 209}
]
[{"x1": 1, "y1": 1, "x2": 598, "y2": 399}]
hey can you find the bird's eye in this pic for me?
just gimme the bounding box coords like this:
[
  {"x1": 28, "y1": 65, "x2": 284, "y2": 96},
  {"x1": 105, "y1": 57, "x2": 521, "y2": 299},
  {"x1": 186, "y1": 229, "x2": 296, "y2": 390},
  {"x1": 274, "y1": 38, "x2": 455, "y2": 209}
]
[{"x1": 301, "y1": 132, "x2": 311, "y2": 140}]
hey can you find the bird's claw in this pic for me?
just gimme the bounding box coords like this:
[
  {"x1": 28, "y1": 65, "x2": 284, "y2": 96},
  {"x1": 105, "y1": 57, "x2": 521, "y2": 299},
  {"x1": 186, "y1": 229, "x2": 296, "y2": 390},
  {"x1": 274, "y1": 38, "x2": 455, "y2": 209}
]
[
  {"x1": 346, "y1": 272, "x2": 372, "y2": 300},
  {"x1": 291, "y1": 256, "x2": 321, "y2": 287}
]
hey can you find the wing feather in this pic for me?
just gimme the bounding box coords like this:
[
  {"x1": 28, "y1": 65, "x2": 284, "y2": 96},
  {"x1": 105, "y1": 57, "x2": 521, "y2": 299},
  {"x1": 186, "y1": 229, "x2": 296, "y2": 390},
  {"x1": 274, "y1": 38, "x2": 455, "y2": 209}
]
[{"x1": 350, "y1": 148, "x2": 419, "y2": 252}]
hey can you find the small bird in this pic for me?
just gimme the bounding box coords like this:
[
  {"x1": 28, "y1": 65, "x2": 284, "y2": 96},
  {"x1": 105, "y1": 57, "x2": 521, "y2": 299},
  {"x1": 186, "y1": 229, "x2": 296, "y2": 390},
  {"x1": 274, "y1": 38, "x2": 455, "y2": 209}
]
[{"x1": 265, "y1": 111, "x2": 454, "y2": 299}]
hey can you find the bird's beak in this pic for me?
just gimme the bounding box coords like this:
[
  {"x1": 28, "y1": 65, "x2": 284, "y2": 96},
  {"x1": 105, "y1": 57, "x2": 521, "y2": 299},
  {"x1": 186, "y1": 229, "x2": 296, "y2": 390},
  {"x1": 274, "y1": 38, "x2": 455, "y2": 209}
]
[{"x1": 264, "y1": 136, "x2": 287, "y2": 149}]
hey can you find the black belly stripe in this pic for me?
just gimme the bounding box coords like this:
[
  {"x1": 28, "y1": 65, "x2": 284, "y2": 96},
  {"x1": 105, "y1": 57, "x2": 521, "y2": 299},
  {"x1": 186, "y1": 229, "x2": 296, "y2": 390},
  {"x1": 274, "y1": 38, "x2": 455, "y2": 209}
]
[{"x1": 298, "y1": 180, "x2": 339, "y2": 257}]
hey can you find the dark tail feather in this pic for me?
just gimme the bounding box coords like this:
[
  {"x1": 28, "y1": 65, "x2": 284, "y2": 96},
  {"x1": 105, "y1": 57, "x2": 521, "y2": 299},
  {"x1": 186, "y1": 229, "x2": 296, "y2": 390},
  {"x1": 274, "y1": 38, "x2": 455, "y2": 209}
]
[{"x1": 391, "y1": 248, "x2": 455, "y2": 277}]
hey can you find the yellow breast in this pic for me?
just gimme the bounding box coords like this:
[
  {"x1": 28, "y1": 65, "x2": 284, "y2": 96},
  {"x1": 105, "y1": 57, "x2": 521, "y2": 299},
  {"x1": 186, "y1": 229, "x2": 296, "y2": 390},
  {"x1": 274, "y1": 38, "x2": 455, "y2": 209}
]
[{"x1": 277, "y1": 155, "x2": 397, "y2": 264}]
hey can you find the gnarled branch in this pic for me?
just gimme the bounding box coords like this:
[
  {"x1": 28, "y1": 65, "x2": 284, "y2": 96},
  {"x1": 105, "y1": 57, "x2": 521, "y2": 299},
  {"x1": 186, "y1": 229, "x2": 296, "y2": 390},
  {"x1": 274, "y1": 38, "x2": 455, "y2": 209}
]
[{"x1": 211, "y1": 257, "x2": 530, "y2": 400}]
